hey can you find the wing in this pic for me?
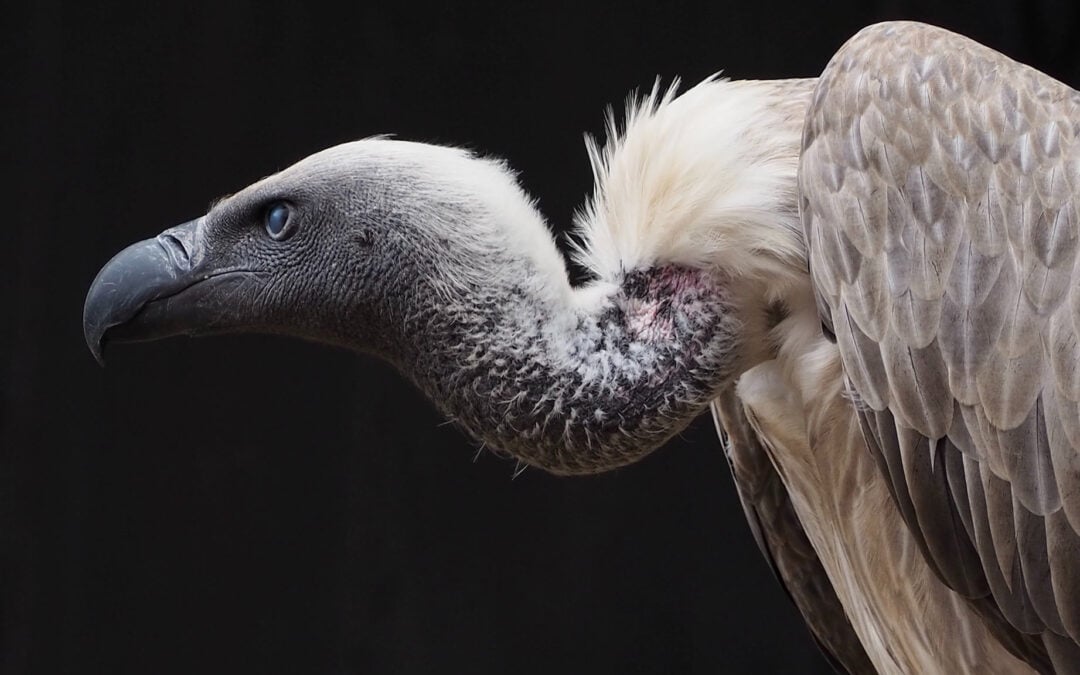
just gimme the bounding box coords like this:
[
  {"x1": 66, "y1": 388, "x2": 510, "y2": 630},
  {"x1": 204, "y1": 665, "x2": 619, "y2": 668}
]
[
  {"x1": 801, "y1": 21, "x2": 1080, "y2": 670},
  {"x1": 711, "y1": 390, "x2": 874, "y2": 674}
]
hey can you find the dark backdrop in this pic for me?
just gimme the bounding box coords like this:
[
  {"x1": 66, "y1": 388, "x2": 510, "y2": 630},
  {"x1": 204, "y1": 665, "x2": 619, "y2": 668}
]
[{"x1": 5, "y1": 2, "x2": 1079, "y2": 674}]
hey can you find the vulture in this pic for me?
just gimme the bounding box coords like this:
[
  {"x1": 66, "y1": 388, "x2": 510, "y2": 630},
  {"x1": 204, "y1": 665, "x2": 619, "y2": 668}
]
[{"x1": 84, "y1": 21, "x2": 1080, "y2": 674}]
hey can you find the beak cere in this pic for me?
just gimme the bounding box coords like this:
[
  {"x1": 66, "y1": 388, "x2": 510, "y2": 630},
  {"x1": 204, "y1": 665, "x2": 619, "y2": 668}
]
[{"x1": 83, "y1": 218, "x2": 254, "y2": 364}]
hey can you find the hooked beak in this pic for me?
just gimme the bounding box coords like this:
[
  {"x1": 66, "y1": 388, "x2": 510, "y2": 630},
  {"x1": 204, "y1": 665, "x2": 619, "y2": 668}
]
[{"x1": 83, "y1": 219, "x2": 255, "y2": 364}]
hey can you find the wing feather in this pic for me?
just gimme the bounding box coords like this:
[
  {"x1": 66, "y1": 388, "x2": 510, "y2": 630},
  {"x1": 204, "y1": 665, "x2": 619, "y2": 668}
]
[
  {"x1": 801, "y1": 21, "x2": 1080, "y2": 669},
  {"x1": 710, "y1": 394, "x2": 874, "y2": 674}
]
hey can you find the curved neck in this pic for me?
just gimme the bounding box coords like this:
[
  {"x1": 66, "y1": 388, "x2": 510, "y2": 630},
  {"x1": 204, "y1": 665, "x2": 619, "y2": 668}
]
[{"x1": 400, "y1": 258, "x2": 740, "y2": 475}]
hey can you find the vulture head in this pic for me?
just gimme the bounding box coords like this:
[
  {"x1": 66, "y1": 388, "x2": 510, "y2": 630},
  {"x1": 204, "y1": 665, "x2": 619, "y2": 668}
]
[
  {"x1": 85, "y1": 83, "x2": 805, "y2": 475},
  {"x1": 86, "y1": 142, "x2": 565, "y2": 355}
]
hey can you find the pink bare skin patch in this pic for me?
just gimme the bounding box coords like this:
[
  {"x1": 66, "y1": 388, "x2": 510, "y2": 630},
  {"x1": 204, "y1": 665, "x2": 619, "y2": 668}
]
[{"x1": 620, "y1": 266, "x2": 727, "y2": 343}]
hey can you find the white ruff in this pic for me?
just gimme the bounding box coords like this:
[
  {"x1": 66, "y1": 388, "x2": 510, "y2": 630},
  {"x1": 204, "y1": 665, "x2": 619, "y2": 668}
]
[{"x1": 572, "y1": 78, "x2": 808, "y2": 291}]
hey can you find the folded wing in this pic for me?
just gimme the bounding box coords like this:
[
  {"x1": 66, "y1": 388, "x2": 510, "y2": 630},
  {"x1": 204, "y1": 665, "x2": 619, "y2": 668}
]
[{"x1": 801, "y1": 20, "x2": 1080, "y2": 670}]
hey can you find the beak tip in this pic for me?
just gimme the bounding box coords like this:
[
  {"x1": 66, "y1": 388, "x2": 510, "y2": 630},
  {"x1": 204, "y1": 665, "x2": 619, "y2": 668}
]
[
  {"x1": 91, "y1": 343, "x2": 106, "y2": 367},
  {"x1": 82, "y1": 232, "x2": 180, "y2": 367},
  {"x1": 83, "y1": 319, "x2": 107, "y2": 366},
  {"x1": 82, "y1": 218, "x2": 222, "y2": 363}
]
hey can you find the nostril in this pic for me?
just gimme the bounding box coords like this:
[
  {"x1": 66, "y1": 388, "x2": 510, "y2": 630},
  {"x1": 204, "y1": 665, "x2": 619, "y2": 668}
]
[{"x1": 158, "y1": 232, "x2": 191, "y2": 268}]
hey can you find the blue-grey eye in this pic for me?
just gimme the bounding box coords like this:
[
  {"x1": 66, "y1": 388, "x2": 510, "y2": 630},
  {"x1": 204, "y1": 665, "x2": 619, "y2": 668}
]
[{"x1": 265, "y1": 202, "x2": 292, "y2": 239}]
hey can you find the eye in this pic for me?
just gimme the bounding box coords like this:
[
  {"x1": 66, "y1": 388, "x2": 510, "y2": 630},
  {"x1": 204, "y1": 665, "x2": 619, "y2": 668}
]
[{"x1": 264, "y1": 202, "x2": 294, "y2": 240}]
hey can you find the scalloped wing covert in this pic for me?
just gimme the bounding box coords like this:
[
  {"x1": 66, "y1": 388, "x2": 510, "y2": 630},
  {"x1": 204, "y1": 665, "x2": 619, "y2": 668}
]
[{"x1": 801, "y1": 21, "x2": 1080, "y2": 669}]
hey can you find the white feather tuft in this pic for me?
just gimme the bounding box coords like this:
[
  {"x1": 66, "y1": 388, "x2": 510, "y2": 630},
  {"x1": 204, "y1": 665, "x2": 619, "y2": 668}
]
[{"x1": 572, "y1": 77, "x2": 812, "y2": 290}]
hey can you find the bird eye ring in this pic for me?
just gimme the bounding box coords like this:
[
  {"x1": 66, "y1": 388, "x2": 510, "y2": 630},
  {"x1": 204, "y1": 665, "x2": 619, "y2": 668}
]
[{"x1": 264, "y1": 202, "x2": 295, "y2": 240}]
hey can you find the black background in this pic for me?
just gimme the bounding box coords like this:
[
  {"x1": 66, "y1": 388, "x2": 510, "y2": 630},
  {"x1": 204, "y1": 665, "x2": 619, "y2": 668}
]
[{"x1": 5, "y1": 2, "x2": 1079, "y2": 674}]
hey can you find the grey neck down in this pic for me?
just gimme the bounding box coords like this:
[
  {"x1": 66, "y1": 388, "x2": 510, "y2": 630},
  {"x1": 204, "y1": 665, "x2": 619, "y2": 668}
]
[{"x1": 399, "y1": 262, "x2": 741, "y2": 476}]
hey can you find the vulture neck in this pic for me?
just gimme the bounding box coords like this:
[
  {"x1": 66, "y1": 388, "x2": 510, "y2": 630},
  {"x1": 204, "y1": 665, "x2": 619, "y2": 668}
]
[
  {"x1": 570, "y1": 77, "x2": 821, "y2": 376},
  {"x1": 382, "y1": 77, "x2": 821, "y2": 474},
  {"x1": 395, "y1": 234, "x2": 740, "y2": 477}
]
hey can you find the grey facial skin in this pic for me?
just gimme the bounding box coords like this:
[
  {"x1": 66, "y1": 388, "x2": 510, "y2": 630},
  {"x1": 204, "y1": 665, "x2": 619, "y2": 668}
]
[{"x1": 84, "y1": 140, "x2": 742, "y2": 475}]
